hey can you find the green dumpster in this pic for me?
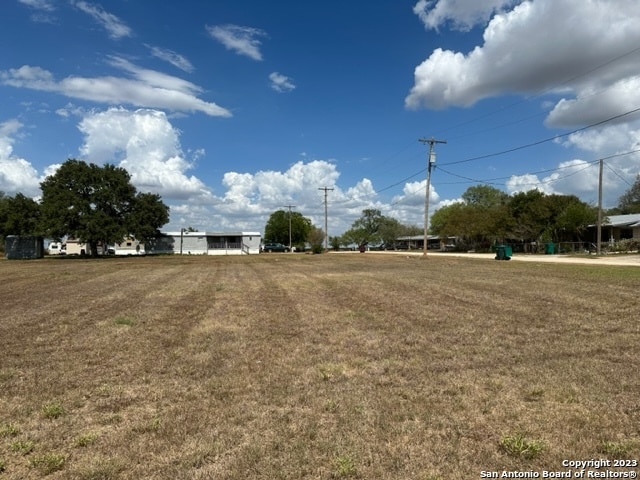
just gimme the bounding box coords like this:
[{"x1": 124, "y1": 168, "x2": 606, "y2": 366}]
[
  {"x1": 545, "y1": 242, "x2": 555, "y2": 254},
  {"x1": 495, "y1": 245, "x2": 512, "y2": 260}
]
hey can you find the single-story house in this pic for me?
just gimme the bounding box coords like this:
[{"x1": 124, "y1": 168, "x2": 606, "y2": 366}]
[
  {"x1": 589, "y1": 214, "x2": 640, "y2": 243},
  {"x1": 396, "y1": 235, "x2": 458, "y2": 250},
  {"x1": 145, "y1": 231, "x2": 261, "y2": 255},
  {"x1": 112, "y1": 236, "x2": 144, "y2": 255}
]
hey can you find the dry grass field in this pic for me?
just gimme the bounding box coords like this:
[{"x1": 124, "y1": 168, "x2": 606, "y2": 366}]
[{"x1": 0, "y1": 253, "x2": 639, "y2": 479}]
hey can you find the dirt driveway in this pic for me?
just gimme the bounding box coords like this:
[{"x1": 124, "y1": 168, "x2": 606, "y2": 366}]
[{"x1": 366, "y1": 250, "x2": 640, "y2": 266}]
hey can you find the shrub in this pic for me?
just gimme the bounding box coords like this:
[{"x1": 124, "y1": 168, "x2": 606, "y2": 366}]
[
  {"x1": 29, "y1": 452, "x2": 66, "y2": 475},
  {"x1": 74, "y1": 432, "x2": 99, "y2": 447},
  {"x1": 114, "y1": 316, "x2": 135, "y2": 326},
  {"x1": 42, "y1": 402, "x2": 65, "y2": 419},
  {"x1": 0, "y1": 422, "x2": 20, "y2": 437},
  {"x1": 10, "y1": 440, "x2": 34, "y2": 455},
  {"x1": 499, "y1": 432, "x2": 544, "y2": 459},
  {"x1": 333, "y1": 454, "x2": 357, "y2": 477},
  {"x1": 600, "y1": 441, "x2": 632, "y2": 458},
  {"x1": 610, "y1": 239, "x2": 640, "y2": 253}
]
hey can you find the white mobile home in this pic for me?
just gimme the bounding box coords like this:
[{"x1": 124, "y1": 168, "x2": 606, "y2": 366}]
[
  {"x1": 65, "y1": 238, "x2": 89, "y2": 255},
  {"x1": 146, "y1": 231, "x2": 261, "y2": 255},
  {"x1": 112, "y1": 236, "x2": 144, "y2": 255}
]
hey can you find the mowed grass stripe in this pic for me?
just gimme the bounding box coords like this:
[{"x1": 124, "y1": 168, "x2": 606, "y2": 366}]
[{"x1": 0, "y1": 254, "x2": 638, "y2": 479}]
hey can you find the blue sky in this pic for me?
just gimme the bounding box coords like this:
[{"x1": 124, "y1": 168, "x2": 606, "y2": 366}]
[{"x1": 2, "y1": 0, "x2": 640, "y2": 236}]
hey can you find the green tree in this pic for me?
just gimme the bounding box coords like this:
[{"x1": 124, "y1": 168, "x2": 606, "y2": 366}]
[
  {"x1": 264, "y1": 210, "x2": 312, "y2": 247},
  {"x1": 461, "y1": 185, "x2": 509, "y2": 208},
  {"x1": 341, "y1": 209, "x2": 386, "y2": 246},
  {"x1": 378, "y1": 216, "x2": 403, "y2": 246},
  {"x1": 352, "y1": 209, "x2": 384, "y2": 235},
  {"x1": 433, "y1": 186, "x2": 512, "y2": 248},
  {"x1": 508, "y1": 190, "x2": 550, "y2": 241},
  {"x1": 541, "y1": 194, "x2": 596, "y2": 242},
  {"x1": 308, "y1": 226, "x2": 325, "y2": 253},
  {"x1": 126, "y1": 192, "x2": 170, "y2": 244},
  {"x1": 0, "y1": 193, "x2": 41, "y2": 248},
  {"x1": 39, "y1": 159, "x2": 169, "y2": 255},
  {"x1": 554, "y1": 199, "x2": 597, "y2": 242},
  {"x1": 429, "y1": 202, "x2": 460, "y2": 236},
  {"x1": 339, "y1": 227, "x2": 369, "y2": 247},
  {"x1": 342, "y1": 209, "x2": 422, "y2": 247}
]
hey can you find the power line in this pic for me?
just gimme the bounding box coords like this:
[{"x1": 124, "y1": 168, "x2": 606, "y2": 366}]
[
  {"x1": 332, "y1": 108, "x2": 640, "y2": 209},
  {"x1": 436, "y1": 148, "x2": 640, "y2": 187},
  {"x1": 604, "y1": 163, "x2": 635, "y2": 188},
  {"x1": 436, "y1": 160, "x2": 599, "y2": 187},
  {"x1": 387, "y1": 147, "x2": 640, "y2": 209},
  {"x1": 440, "y1": 106, "x2": 640, "y2": 167},
  {"x1": 326, "y1": 46, "x2": 640, "y2": 209}
]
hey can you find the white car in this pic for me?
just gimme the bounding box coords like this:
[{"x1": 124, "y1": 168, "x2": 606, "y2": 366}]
[{"x1": 47, "y1": 242, "x2": 66, "y2": 255}]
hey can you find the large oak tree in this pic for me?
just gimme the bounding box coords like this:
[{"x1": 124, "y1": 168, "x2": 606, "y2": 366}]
[
  {"x1": 40, "y1": 159, "x2": 169, "y2": 255},
  {"x1": 264, "y1": 209, "x2": 312, "y2": 247}
]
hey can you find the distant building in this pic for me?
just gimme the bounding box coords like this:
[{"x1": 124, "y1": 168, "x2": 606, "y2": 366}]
[
  {"x1": 589, "y1": 214, "x2": 640, "y2": 243},
  {"x1": 396, "y1": 235, "x2": 457, "y2": 251},
  {"x1": 146, "y1": 231, "x2": 261, "y2": 255},
  {"x1": 112, "y1": 236, "x2": 144, "y2": 255}
]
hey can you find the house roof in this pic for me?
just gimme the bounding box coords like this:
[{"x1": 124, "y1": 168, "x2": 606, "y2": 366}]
[
  {"x1": 603, "y1": 214, "x2": 640, "y2": 228},
  {"x1": 163, "y1": 231, "x2": 261, "y2": 236},
  {"x1": 397, "y1": 235, "x2": 450, "y2": 241}
]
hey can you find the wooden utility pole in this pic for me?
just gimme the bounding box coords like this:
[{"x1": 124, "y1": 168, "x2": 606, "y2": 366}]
[
  {"x1": 597, "y1": 159, "x2": 603, "y2": 255},
  {"x1": 419, "y1": 137, "x2": 447, "y2": 256},
  {"x1": 283, "y1": 204, "x2": 296, "y2": 252},
  {"x1": 318, "y1": 187, "x2": 334, "y2": 250}
]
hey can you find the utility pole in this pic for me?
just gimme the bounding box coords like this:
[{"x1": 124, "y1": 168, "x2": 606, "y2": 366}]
[
  {"x1": 318, "y1": 187, "x2": 334, "y2": 251},
  {"x1": 597, "y1": 159, "x2": 603, "y2": 255},
  {"x1": 283, "y1": 204, "x2": 296, "y2": 252},
  {"x1": 418, "y1": 137, "x2": 447, "y2": 256}
]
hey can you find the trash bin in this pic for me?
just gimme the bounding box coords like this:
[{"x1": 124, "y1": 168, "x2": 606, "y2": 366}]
[
  {"x1": 545, "y1": 242, "x2": 555, "y2": 255},
  {"x1": 495, "y1": 245, "x2": 512, "y2": 260}
]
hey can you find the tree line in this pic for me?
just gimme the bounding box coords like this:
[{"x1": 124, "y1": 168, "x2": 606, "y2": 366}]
[
  {"x1": 0, "y1": 159, "x2": 169, "y2": 255},
  {"x1": 262, "y1": 175, "x2": 640, "y2": 253},
  {"x1": 430, "y1": 179, "x2": 640, "y2": 250}
]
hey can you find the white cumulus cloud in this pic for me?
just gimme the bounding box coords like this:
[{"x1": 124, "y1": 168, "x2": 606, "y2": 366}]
[
  {"x1": 406, "y1": 0, "x2": 640, "y2": 115},
  {"x1": 0, "y1": 119, "x2": 43, "y2": 196},
  {"x1": 413, "y1": 0, "x2": 520, "y2": 31},
  {"x1": 77, "y1": 108, "x2": 212, "y2": 200}
]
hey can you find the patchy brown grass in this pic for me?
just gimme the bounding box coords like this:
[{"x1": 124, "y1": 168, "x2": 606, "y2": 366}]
[{"x1": 0, "y1": 253, "x2": 639, "y2": 479}]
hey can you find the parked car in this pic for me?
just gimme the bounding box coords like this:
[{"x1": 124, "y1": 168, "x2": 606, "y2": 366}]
[
  {"x1": 261, "y1": 242, "x2": 290, "y2": 253},
  {"x1": 47, "y1": 242, "x2": 66, "y2": 255}
]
